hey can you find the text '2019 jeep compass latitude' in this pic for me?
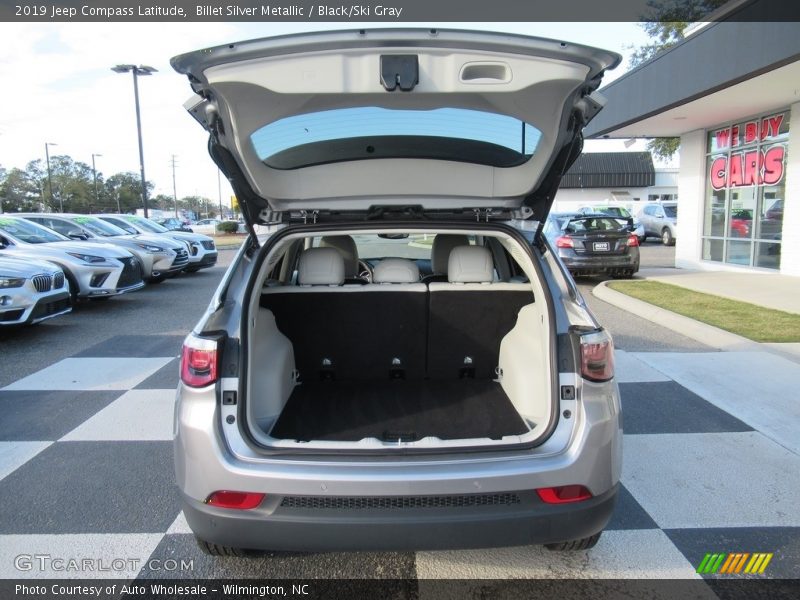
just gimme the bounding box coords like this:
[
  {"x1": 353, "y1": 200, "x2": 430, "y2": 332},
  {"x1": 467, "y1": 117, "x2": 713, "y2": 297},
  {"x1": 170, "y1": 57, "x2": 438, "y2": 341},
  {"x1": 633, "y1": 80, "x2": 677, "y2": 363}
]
[{"x1": 172, "y1": 29, "x2": 622, "y2": 556}]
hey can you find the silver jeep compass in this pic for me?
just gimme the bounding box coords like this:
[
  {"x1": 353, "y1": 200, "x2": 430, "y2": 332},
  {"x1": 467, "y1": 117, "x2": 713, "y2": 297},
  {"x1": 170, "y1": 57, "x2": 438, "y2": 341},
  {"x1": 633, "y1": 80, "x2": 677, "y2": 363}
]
[{"x1": 172, "y1": 29, "x2": 622, "y2": 556}]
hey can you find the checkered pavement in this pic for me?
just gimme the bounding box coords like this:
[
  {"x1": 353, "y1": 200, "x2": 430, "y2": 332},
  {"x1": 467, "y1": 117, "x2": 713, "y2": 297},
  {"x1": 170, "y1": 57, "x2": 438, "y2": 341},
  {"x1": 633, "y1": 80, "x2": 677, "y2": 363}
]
[{"x1": 1, "y1": 335, "x2": 798, "y2": 580}]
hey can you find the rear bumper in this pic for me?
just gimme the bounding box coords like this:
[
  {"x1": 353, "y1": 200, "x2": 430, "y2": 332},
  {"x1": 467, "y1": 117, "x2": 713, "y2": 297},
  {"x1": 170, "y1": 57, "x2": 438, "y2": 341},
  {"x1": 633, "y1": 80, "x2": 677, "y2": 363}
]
[
  {"x1": 182, "y1": 485, "x2": 617, "y2": 552},
  {"x1": 559, "y1": 252, "x2": 639, "y2": 273}
]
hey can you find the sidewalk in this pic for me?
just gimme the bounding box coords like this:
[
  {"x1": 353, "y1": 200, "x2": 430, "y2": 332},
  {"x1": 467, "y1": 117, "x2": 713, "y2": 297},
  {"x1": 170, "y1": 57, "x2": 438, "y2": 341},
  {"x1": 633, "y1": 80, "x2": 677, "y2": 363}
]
[{"x1": 593, "y1": 267, "x2": 800, "y2": 363}]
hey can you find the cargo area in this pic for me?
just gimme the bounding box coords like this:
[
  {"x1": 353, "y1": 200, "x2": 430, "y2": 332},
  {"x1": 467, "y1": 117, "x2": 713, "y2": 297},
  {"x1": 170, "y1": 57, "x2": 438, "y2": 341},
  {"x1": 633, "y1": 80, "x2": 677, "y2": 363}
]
[
  {"x1": 245, "y1": 231, "x2": 555, "y2": 450},
  {"x1": 270, "y1": 379, "x2": 530, "y2": 443}
]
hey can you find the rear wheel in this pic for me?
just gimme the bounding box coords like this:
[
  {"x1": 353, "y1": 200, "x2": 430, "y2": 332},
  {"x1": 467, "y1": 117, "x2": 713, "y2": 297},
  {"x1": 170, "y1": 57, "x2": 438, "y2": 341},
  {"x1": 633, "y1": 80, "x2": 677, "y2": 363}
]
[
  {"x1": 196, "y1": 537, "x2": 249, "y2": 557},
  {"x1": 661, "y1": 228, "x2": 675, "y2": 246},
  {"x1": 545, "y1": 532, "x2": 602, "y2": 551}
]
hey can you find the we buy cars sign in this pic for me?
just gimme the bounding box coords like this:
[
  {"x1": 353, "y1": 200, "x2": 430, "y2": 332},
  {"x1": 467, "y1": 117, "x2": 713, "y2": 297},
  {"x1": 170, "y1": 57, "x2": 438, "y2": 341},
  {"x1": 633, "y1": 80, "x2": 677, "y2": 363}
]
[{"x1": 709, "y1": 113, "x2": 787, "y2": 190}]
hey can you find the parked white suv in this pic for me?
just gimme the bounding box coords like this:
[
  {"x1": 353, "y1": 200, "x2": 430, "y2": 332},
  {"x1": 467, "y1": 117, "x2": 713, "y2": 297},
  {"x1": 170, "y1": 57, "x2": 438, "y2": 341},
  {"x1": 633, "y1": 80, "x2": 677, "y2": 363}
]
[
  {"x1": 172, "y1": 29, "x2": 622, "y2": 555},
  {"x1": 0, "y1": 255, "x2": 71, "y2": 325}
]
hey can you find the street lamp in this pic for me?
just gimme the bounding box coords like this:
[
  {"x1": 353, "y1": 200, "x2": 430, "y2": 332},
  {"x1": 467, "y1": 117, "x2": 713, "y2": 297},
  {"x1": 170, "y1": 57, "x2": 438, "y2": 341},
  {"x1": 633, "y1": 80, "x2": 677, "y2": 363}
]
[
  {"x1": 111, "y1": 64, "x2": 156, "y2": 217},
  {"x1": 44, "y1": 142, "x2": 58, "y2": 212},
  {"x1": 91, "y1": 153, "x2": 102, "y2": 207}
]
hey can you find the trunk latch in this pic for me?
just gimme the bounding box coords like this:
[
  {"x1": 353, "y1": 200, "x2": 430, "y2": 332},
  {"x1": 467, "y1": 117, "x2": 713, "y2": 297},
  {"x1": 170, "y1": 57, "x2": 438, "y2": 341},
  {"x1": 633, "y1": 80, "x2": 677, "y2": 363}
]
[{"x1": 380, "y1": 55, "x2": 419, "y2": 91}]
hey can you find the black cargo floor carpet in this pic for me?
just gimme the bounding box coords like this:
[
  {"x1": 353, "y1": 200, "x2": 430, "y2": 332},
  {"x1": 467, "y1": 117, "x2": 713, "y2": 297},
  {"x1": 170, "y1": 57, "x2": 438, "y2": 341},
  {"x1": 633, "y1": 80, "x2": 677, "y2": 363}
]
[{"x1": 269, "y1": 379, "x2": 530, "y2": 442}]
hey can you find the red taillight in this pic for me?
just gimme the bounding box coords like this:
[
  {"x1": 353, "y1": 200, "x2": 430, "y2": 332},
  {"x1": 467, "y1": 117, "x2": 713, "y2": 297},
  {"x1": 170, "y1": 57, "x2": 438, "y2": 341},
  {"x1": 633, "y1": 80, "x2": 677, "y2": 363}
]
[
  {"x1": 206, "y1": 491, "x2": 265, "y2": 510},
  {"x1": 626, "y1": 234, "x2": 639, "y2": 247},
  {"x1": 580, "y1": 330, "x2": 614, "y2": 382},
  {"x1": 537, "y1": 485, "x2": 593, "y2": 504},
  {"x1": 555, "y1": 236, "x2": 574, "y2": 248},
  {"x1": 180, "y1": 334, "x2": 219, "y2": 387}
]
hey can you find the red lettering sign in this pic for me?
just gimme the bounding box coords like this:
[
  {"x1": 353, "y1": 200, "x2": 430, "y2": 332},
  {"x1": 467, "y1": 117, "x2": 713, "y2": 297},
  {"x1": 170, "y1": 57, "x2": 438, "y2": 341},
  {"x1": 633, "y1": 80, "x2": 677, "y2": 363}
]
[
  {"x1": 712, "y1": 113, "x2": 785, "y2": 150},
  {"x1": 710, "y1": 156, "x2": 727, "y2": 190},
  {"x1": 708, "y1": 144, "x2": 786, "y2": 190},
  {"x1": 763, "y1": 145, "x2": 785, "y2": 185}
]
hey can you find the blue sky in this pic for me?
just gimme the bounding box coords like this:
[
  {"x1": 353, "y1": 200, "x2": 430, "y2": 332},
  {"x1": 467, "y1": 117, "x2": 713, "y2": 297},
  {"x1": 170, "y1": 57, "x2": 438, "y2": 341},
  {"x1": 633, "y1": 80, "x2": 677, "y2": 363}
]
[{"x1": 0, "y1": 22, "x2": 652, "y2": 205}]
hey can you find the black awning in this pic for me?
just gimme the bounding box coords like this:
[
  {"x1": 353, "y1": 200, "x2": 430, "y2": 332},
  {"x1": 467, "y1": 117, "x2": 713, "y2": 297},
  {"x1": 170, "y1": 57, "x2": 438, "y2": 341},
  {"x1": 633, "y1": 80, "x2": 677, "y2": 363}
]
[{"x1": 560, "y1": 151, "x2": 655, "y2": 188}]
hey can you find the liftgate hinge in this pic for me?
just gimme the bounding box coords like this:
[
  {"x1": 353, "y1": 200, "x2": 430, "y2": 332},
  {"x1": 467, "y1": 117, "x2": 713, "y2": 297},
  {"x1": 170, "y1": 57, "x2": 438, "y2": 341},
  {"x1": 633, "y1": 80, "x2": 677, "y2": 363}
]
[
  {"x1": 473, "y1": 208, "x2": 493, "y2": 222},
  {"x1": 299, "y1": 210, "x2": 319, "y2": 224}
]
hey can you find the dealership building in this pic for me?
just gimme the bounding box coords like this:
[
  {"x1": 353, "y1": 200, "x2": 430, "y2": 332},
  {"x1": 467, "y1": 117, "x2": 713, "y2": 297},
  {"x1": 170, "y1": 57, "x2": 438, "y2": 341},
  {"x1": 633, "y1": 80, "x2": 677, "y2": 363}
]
[{"x1": 585, "y1": 15, "x2": 800, "y2": 276}]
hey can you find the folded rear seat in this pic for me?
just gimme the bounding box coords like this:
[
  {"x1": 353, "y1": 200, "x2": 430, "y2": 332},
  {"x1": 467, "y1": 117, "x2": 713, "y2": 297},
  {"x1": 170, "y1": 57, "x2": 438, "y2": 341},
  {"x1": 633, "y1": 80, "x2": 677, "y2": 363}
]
[
  {"x1": 260, "y1": 248, "x2": 427, "y2": 381},
  {"x1": 427, "y1": 246, "x2": 534, "y2": 379}
]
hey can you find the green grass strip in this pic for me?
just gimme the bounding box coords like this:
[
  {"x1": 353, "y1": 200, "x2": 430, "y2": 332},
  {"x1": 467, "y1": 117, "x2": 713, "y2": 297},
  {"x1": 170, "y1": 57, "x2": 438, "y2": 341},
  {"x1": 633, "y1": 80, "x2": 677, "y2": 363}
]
[{"x1": 607, "y1": 280, "x2": 800, "y2": 343}]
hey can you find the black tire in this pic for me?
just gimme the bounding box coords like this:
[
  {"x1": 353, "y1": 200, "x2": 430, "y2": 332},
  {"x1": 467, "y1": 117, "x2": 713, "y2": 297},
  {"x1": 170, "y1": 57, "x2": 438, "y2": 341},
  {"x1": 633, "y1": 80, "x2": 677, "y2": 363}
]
[
  {"x1": 196, "y1": 537, "x2": 248, "y2": 557},
  {"x1": 63, "y1": 271, "x2": 79, "y2": 303},
  {"x1": 638, "y1": 235, "x2": 646, "y2": 245},
  {"x1": 545, "y1": 532, "x2": 602, "y2": 551},
  {"x1": 89, "y1": 296, "x2": 111, "y2": 302},
  {"x1": 612, "y1": 269, "x2": 635, "y2": 279},
  {"x1": 184, "y1": 267, "x2": 200, "y2": 273},
  {"x1": 661, "y1": 228, "x2": 675, "y2": 246},
  {"x1": 147, "y1": 275, "x2": 166, "y2": 284}
]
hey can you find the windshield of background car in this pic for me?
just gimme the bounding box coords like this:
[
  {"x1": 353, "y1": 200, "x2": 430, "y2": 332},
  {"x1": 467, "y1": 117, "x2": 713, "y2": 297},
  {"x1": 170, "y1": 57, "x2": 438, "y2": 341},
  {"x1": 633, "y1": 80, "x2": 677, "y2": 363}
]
[
  {"x1": 251, "y1": 107, "x2": 542, "y2": 170},
  {"x1": 124, "y1": 216, "x2": 169, "y2": 234},
  {"x1": 565, "y1": 217, "x2": 628, "y2": 234},
  {"x1": 0, "y1": 217, "x2": 68, "y2": 244},
  {"x1": 663, "y1": 205, "x2": 678, "y2": 219},
  {"x1": 72, "y1": 216, "x2": 128, "y2": 237}
]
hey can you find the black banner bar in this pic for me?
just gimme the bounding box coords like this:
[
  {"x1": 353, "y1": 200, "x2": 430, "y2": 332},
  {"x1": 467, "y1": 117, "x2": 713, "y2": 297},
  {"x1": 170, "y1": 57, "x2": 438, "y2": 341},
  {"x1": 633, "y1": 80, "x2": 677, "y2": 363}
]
[
  {"x1": 3, "y1": 579, "x2": 800, "y2": 600},
  {"x1": 2, "y1": 0, "x2": 800, "y2": 22}
]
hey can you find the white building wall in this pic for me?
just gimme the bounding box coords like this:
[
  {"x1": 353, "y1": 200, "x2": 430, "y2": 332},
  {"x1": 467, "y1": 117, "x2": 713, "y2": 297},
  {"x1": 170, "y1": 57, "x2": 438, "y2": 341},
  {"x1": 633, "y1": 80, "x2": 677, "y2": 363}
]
[
  {"x1": 675, "y1": 130, "x2": 706, "y2": 270},
  {"x1": 781, "y1": 102, "x2": 800, "y2": 276}
]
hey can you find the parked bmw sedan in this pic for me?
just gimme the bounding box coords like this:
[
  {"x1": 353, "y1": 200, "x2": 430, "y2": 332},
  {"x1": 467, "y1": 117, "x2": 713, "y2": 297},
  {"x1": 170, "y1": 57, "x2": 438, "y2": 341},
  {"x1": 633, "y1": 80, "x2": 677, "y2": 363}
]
[
  {"x1": 544, "y1": 213, "x2": 640, "y2": 278},
  {"x1": 0, "y1": 216, "x2": 145, "y2": 300},
  {"x1": 19, "y1": 213, "x2": 189, "y2": 283},
  {"x1": 0, "y1": 255, "x2": 71, "y2": 325},
  {"x1": 96, "y1": 214, "x2": 217, "y2": 273}
]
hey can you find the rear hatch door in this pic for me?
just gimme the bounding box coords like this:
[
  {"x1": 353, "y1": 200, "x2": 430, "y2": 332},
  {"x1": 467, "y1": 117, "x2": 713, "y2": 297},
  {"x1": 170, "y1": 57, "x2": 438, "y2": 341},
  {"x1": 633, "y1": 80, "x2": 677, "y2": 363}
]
[{"x1": 171, "y1": 29, "x2": 620, "y2": 226}]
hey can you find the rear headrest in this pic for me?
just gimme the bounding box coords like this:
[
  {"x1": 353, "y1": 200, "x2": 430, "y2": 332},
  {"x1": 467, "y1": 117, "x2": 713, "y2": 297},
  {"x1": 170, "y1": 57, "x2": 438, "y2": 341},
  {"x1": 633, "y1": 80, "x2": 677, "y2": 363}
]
[
  {"x1": 298, "y1": 247, "x2": 345, "y2": 286},
  {"x1": 373, "y1": 258, "x2": 420, "y2": 283},
  {"x1": 448, "y1": 246, "x2": 494, "y2": 283},
  {"x1": 320, "y1": 235, "x2": 358, "y2": 278},
  {"x1": 431, "y1": 234, "x2": 471, "y2": 273}
]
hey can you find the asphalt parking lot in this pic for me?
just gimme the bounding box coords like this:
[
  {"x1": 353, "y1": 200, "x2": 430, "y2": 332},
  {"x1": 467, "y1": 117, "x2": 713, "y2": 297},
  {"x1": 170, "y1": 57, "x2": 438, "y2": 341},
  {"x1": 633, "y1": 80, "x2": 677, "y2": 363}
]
[{"x1": 1, "y1": 242, "x2": 798, "y2": 582}]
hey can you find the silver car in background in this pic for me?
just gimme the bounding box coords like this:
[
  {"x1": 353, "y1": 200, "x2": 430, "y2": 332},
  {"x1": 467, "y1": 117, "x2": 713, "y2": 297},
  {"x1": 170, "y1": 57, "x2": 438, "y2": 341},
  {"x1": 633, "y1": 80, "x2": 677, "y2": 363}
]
[
  {"x1": 0, "y1": 255, "x2": 71, "y2": 326},
  {"x1": 19, "y1": 213, "x2": 189, "y2": 283},
  {"x1": 0, "y1": 216, "x2": 145, "y2": 300},
  {"x1": 638, "y1": 201, "x2": 678, "y2": 246},
  {"x1": 96, "y1": 214, "x2": 218, "y2": 273}
]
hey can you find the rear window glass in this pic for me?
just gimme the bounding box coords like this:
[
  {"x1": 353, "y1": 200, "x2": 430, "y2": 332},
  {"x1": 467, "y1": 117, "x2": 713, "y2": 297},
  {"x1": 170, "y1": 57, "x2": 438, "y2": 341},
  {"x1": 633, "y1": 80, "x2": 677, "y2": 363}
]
[
  {"x1": 565, "y1": 217, "x2": 628, "y2": 233},
  {"x1": 251, "y1": 107, "x2": 542, "y2": 170},
  {"x1": 663, "y1": 205, "x2": 678, "y2": 218}
]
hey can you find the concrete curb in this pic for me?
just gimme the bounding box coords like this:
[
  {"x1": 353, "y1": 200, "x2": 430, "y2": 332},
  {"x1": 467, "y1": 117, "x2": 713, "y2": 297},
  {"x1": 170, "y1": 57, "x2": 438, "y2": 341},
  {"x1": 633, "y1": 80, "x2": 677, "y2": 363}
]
[{"x1": 593, "y1": 280, "x2": 800, "y2": 364}]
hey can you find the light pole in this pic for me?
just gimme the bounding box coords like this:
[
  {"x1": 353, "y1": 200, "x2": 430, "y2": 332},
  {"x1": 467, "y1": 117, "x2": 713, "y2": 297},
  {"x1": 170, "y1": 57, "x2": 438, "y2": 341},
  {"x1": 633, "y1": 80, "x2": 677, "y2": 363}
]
[
  {"x1": 91, "y1": 153, "x2": 102, "y2": 208},
  {"x1": 217, "y1": 168, "x2": 223, "y2": 220},
  {"x1": 45, "y1": 142, "x2": 58, "y2": 212},
  {"x1": 111, "y1": 64, "x2": 156, "y2": 217}
]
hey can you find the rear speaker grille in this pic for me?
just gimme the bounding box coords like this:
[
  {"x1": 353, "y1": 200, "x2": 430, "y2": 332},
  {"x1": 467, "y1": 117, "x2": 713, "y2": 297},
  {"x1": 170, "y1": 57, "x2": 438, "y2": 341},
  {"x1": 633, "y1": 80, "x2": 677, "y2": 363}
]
[{"x1": 280, "y1": 493, "x2": 521, "y2": 510}]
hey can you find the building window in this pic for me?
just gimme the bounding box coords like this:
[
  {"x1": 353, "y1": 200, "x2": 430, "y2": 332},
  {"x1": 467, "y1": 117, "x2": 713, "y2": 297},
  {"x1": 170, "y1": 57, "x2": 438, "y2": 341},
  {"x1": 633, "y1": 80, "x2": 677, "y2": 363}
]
[{"x1": 703, "y1": 110, "x2": 789, "y2": 269}]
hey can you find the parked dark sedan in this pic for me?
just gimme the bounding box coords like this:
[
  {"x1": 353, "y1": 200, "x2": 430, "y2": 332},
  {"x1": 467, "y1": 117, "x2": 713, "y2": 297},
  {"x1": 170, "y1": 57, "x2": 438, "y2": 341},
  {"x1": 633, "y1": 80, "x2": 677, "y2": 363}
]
[{"x1": 544, "y1": 213, "x2": 640, "y2": 278}]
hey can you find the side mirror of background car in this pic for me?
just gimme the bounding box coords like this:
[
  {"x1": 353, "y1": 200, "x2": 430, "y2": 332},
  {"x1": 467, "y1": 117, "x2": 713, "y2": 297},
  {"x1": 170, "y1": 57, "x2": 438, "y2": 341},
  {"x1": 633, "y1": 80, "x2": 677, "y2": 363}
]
[{"x1": 67, "y1": 230, "x2": 89, "y2": 240}]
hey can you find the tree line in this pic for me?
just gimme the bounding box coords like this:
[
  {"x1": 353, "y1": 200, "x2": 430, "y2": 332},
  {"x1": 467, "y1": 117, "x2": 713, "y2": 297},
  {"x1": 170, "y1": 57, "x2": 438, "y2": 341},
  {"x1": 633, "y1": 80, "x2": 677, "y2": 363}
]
[{"x1": 0, "y1": 155, "x2": 219, "y2": 217}]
